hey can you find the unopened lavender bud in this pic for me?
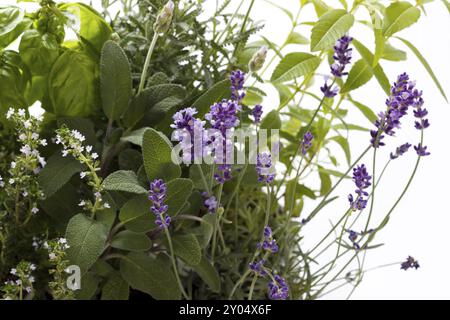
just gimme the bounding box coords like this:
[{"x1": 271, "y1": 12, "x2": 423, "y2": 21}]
[
  {"x1": 153, "y1": 0, "x2": 175, "y2": 35},
  {"x1": 249, "y1": 46, "x2": 268, "y2": 73}
]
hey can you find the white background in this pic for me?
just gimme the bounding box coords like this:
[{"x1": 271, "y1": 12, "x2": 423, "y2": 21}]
[{"x1": 4, "y1": 0, "x2": 450, "y2": 299}]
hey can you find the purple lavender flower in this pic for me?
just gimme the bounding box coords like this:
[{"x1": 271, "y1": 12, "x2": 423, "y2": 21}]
[
  {"x1": 249, "y1": 259, "x2": 267, "y2": 277},
  {"x1": 257, "y1": 226, "x2": 279, "y2": 253},
  {"x1": 301, "y1": 131, "x2": 314, "y2": 155},
  {"x1": 252, "y1": 105, "x2": 263, "y2": 124},
  {"x1": 256, "y1": 152, "x2": 275, "y2": 184},
  {"x1": 401, "y1": 256, "x2": 420, "y2": 271},
  {"x1": 346, "y1": 229, "x2": 361, "y2": 250},
  {"x1": 202, "y1": 193, "x2": 217, "y2": 213},
  {"x1": 413, "y1": 103, "x2": 430, "y2": 130},
  {"x1": 149, "y1": 179, "x2": 171, "y2": 228},
  {"x1": 268, "y1": 275, "x2": 289, "y2": 300},
  {"x1": 330, "y1": 35, "x2": 353, "y2": 78},
  {"x1": 320, "y1": 79, "x2": 339, "y2": 98},
  {"x1": 230, "y1": 70, "x2": 245, "y2": 102},
  {"x1": 348, "y1": 164, "x2": 371, "y2": 211},
  {"x1": 371, "y1": 73, "x2": 423, "y2": 148},
  {"x1": 414, "y1": 143, "x2": 430, "y2": 157},
  {"x1": 390, "y1": 143, "x2": 412, "y2": 160}
]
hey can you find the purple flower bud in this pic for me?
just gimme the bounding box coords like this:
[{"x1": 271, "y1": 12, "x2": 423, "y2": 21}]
[
  {"x1": 252, "y1": 105, "x2": 263, "y2": 124},
  {"x1": 268, "y1": 275, "x2": 289, "y2": 300},
  {"x1": 414, "y1": 143, "x2": 430, "y2": 157},
  {"x1": 401, "y1": 256, "x2": 420, "y2": 270},
  {"x1": 256, "y1": 153, "x2": 275, "y2": 184},
  {"x1": 390, "y1": 143, "x2": 412, "y2": 160},
  {"x1": 230, "y1": 70, "x2": 245, "y2": 102},
  {"x1": 330, "y1": 35, "x2": 353, "y2": 77},
  {"x1": 320, "y1": 79, "x2": 339, "y2": 98},
  {"x1": 149, "y1": 179, "x2": 170, "y2": 229},
  {"x1": 301, "y1": 131, "x2": 314, "y2": 155}
]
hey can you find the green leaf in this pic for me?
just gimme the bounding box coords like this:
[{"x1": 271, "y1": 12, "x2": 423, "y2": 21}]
[
  {"x1": 260, "y1": 110, "x2": 281, "y2": 130},
  {"x1": 395, "y1": 36, "x2": 448, "y2": 102},
  {"x1": 38, "y1": 153, "x2": 83, "y2": 198},
  {"x1": 169, "y1": 234, "x2": 201, "y2": 266},
  {"x1": 373, "y1": 28, "x2": 384, "y2": 67},
  {"x1": 352, "y1": 39, "x2": 390, "y2": 95},
  {"x1": 382, "y1": 43, "x2": 407, "y2": 61},
  {"x1": 120, "y1": 127, "x2": 149, "y2": 147},
  {"x1": 0, "y1": 6, "x2": 24, "y2": 37},
  {"x1": 165, "y1": 178, "x2": 194, "y2": 217},
  {"x1": 59, "y1": 3, "x2": 112, "y2": 53},
  {"x1": 49, "y1": 49, "x2": 98, "y2": 117},
  {"x1": 318, "y1": 166, "x2": 332, "y2": 195},
  {"x1": 102, "y1": 170, "x2": 147, "y2": 195},
  {"x1": 383, "y1": 2, "x2": 420, "y2": 37},
  {"x1": 286, "y1": 32, "x2": 310, "y2": 45},
  {"x1": 66, "y1": 214, "x2": 108, "y2": 275},
  {"x1": 263, "y1": 0, "x2": 293, "y2": 21},
  {"x1": 19, "y1": 30, "x2": 60, "y2": 75},
  {"x1": 341, "y1": 59, "x2": 374, "y2": 93},
  {"x1": 192, "y1": 256, "x2": 220, "y2": 293},
  {"x1": 348, "y1": 98, "x2": 377, "y2": 124},
  {"x1": 142, "y1": 128, "x2": 181, "y2": 182},
  {"x1": 442, "y1": 0, "x2": 450, "y2": 13},
  {"x1": 329, "y1": 136, "x2": 351, "y2": 165},
  {"x1": 120, "y1": 252, "x2": 181, "y2": 300},
  {"x1": 111, "y1": 230, "x2": 151, "y2": 252},
  {"x1": 119, "y1": 195, "x2": 155, "y2": 233},
  {"x1": 101, "y1": 272, "x2": 129, "y2": 300},
  {"x1": 100, "y1": 41, "x2": 132, "y2": 120},
  {"x1": 310, "y1": 9, "x2": 355, "y2": 52},
  {"x1": 271, "y1": 52, "x2": 321, "y2": 83},
  {"x1": 192, "y1": 79, "x2": 230, "y2": 117},
  {"x1": 0, "y1": 17, "x2": 31, "y2": 48},
  {"x1": 242, "y1": 90, "x2": 263, "y2": 106},
  {"x1": 76, "y1": 271, "x2": 99, "y2": 300}
]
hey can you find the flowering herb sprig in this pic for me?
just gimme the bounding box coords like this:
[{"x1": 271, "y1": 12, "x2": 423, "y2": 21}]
[
  {"x1": 1, "y1": 261, "x2": 36, "y2": 300},
  {"x1": 44, "y1": 238, "x2": 74, "y2": 300},
  {"x1": 256, "y1": 153, "x2": 275, "y2": 184},
  {"x1": 400, "y1": 256, "x2": 420, "y2": 271},
  {"x1": 348, "y1": 164, "x2": 372, "y2": 211},
  {"x1": 2, "y1": 108, "x2": 46, "y2": 224},
  {"x1": 149, "y1": 179, "x2": 171, "y2": 228},
  {"x1": 55, "y1": 125, "x2": 109, "y2": 215}
]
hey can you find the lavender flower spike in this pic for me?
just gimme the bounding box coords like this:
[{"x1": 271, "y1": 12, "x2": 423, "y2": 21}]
[
  {"x1": 401, "y1": 256, "x2": 420, "y2": 270},
  {"x1": 202, "y1": 192, "x2": 218, "y2": 213},
  {"x1": 256, "y1": 152, "x2": 275, "y2": 184},
  {"x1": 230, "y1": 70, "x2": 246, "y2": 102},
  {"x1": 331, "y1": 35, "x2": 353, "y2": 77},
  {"x1": 149, "y1": 179, "x2": 171, "y2": 228},
  {"x1": 268, "y1": 275, "x2": 289, "y2": 300},
  {"x1": 301, "y1": 131, "x2": 314, "y2": 155},
  {"x1": 257, "y1": 226, "x2": 279, "y2": 253},
  {"x1": 320, "y1": 78, "x2": 339, "y2": 98},
  {"x1": 390, "y1": 143, "x2": 412, "y2": 160},
  {"x1": 252, "y1": 105, "x2": 263, "y2": 124},
  {"x1": 348, "y1": 164, "x2": 372, "y2": 211},
  {"x1": 249, "y1": 259, "x2": 267, "y2": 277},
  {"x1": 414, "y1": 143, "x2": 430, "y2": 157}
]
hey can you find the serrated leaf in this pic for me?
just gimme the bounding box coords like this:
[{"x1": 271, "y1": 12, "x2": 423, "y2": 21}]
[
  {"x1": 142, "y1": 128, "x2": 181, "y2": 182},
  {"x1": 111, "y1": 230, "x2": 151, "y2": 252},
  {"x1": 102, "y1": 170, "x2": 147, "y2": 195},
  {"x1": 169, "y1": 234, "x2": 201, "y2": 266},
  {"x1": 192, "y1": 256, "x2": 220, "y2": 293},
  {"x1": 120, "y1": 252, "x2": 181, "y2": 300},
  {"x1": 310, "y1": 9, "x2": 355, "y2": 52},
  {"x1": 260, "y1": 110, "x2": 281, "y2": 130},
  {"x1": 66, "y1": 214, "x2": 108, "y2": 275},
  {"x1": 383, "y1": 2, "x2": 421, "y2": 37},
  {"x1": 342, "y1": 59, "x2": 374, "y2": 93},
  {"x1": 100, "y1": 40, "x2": 132, "y2": 120},
  {"x1": 271, "y1": 53, "x2": 320, "y2": 83},
  {"x1": 38, "y1": 153, "x2": 83, "y2": 198},
  {"x1": 395, "y1": 36, "x2": 448, "y2": 102},
  {"x1": 101, "y1": 272, "x2": 129, "y2": 300}
]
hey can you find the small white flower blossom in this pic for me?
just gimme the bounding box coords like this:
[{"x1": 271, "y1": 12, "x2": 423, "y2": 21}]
[
  {"x1": 40, "y1": 139, "x2": 47, "y2": 146},
  {"x1": 11, "y1": 161, "x2": 16, "y2": 169},
  {"x1": 18, "y1": 109, "x2": 25, "y2": 117},
  {"x1": 31, "y1": 207, "x2": 39, "y2": 215},
  {"x1": 31, "y1": 133, "x2": 39, "y2": 140},
  {"x1": 6, "y1": 108, "x2": 14, "y2": 119},
  {"x1": 9, "y1": 178, "x2": 15, "y2": 185},
  {"x1": 23, "y1": 120, "x2": 31, "y2": 129},
  {"x1": 49, "y1": 253, "x2": 57, "y2": 260},
  {"x1": 71, "y1": 130, "x2": 86, "y2": 142},
  {"x1": 20, "y1": 144, "x2": 32, "y2": 156},
  {"x1": 104, "y1": 202, "x2": 111, "y2": 209},
  {"x1": 30, "y1": 264, "x2": 36, "y2": 271},
  {"x1": 91, "y1": 152, "x2": 98, "y2": 160},
  {"x1": 86, "y1": 145, "x2": 93, "y2": 153},
  {"x1": 78, "y1": 200, "x2": 86, "y2": 207},
  {"x1": 80, "y1": 171, "x2": 87, "y2": 179},
  {"x1": 10, "y1": 268, "x2": 17, "y2": 275}
]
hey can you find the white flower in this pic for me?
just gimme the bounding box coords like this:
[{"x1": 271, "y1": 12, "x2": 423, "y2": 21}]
[
  {"x1": 11, "y1": 161, "x2": 16, "y2": 169},
  {"x1": 94, "y1": 192, "x2": 102, "y2": 200},
  {"x1": 91, "y1": 152, "x2": 98, "y2": 160},
  {"x1": 30, "y1": 264, "x2": 36, "y2": 271},
  {"x1": 20, "y1": 144, "x2": 32, "y2": 156},
  {"x1": 38, "y1": 156, "x2": 46, "y2": 168},
  {"x1": 104, "y1": 202, "x2": 111, "y2": 209},
  {"x1": 6, "y1": 108, "x2": 14, "y2": 119},
  {"x1": 86, "y1": 145, "x2": 92, "y2": 153},
  {"x1": 49, "y1": 253, "x2": 56, "y2": 260},
  {"x1": 25, "y1": 286, "x2": 32, "y2": 293},
  {"x1": 31, "y1": 207, "x2": 39, "y2": 215},
  {"x1": 62, "y1": 149, "x2": 68, "y2": 157},
  {"x1": 15, "y1": 279, "x2": 22, "y2": 285},
  {"x1": 9, "y1": 178, "x2": 14, "y2": 185},
  {"x1": 32, "y1": 241, "x2": 39, "y2": 249},
  {"x1": 40, "y1": 139, "x2": 47, "y2": 146},
  {"x1": 55, "y1": 135, "x2": 62, "y2": 145},
  {"x1": 58, "y1": 238, "x2": 67, "y2": 244},
  {"x1": 80, "y1": 171, "x2": 87, "y2": 179},
  {"x1": 43, "y1": 241, "x2": 49, "y2": 249},
  {"x1": 22, "y1": 191, "x2": 28, "y2": 197},
  {"x1": 28, "y1": 276, "x2": 35, "y2": 283},
  {"x1": 71, "y1": 130, "x2": 86, "y2": 142},
  {"x1": 78, "y1": 200, "x2": 86, "y2": 207},
  {"x1": 18, "y1": 109, "x2": 25, "y2": 117},
  {"x1": 0, "y1": 181, "x2": 4, "y2": 188},
  {"x1": 23, "y1": 120, "x2": 31, "y2": 129},
  {"x1": 10, "y1": 268, "x2": 17, "y2": 275},
  {"x1": 19, "y1": 133, "x2": 27, "y2": 141},
  {"x1": 31, "y1": 133, "x2": 39, "y2": 140}
]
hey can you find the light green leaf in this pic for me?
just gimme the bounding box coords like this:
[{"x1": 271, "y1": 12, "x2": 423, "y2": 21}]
[
  {"x1": 192, "y1": 79, "x2": 230, "y2": 117},
  {"x1": 310, "y1": 9, "x2": 355, "y2": 52},
  {"x1": 348, "y1": 98, "x2": 377, "y2": 124},
  {"x1": 0, "y1": 6, "x2": 24, "y2": 37},
  {"x1": 119, "y1": 195, "x2": 155, "y2": 233},
  {"x1": 101, "y1": 272, "x2": 129, "y2": 300},
  {"x1": 142, "y1": 128, "x2": 181, "y2": 182},
  {"x1": 271, "y1": 52, "x2": 321, "y2": 83},
  {"x1": 383, "y1": 2, "x2": 420, "y2": 37},
  {"x1": 19, "y1": 30, "x2": 60, "y2": 75},
  {"x1": 260, "y1": 110, "x2": 281, "y2": 130},
  {"x1": 286, "y1": 32, "x2": 310, "y2": 45},
  {"x1": 192, "y1": 256, "x2": 220, "y2": 293},
  {"x1": 120, "y1": 252, "x2": 181, "y2": 300},
  {"x1": 38, "y1": 153, "x2": 83, "y2": 198},
  {"x1": 373, "y1": 28, "x2": 384, "y2": 67},
  {"x1": 100, "y1": 40, "x2": 132, "y2": 120},
  {"x1": 342, "y1": 59, "x2": 374, "y2": 93},
  {"x1": 395, "y1": 36, "x2": 448, "y2": 102},
  {"x1": 382, "y1": 43, "x2": 407, "y2": 61},
  {"x1": 111, "y1": 230, "x2": 151, "y2": 252},
  {"x1": 169, "y1": 234, "x2": 201, "y2": 266},
  {"x1": 329, "y1": 136, "x2": 351, "y2": 165},
  {"x1": 120, "y1": 127, "x2": 149, "y2": 146},
  {"x1": 102, "y1": 170, "x2": 147, "y2": 195},
  {"x1": 318, "y1": 166, "x2": 332, "y2": 195},
  {"x1": 66, "y1": 214, "x2": 108, "y2": 275}
]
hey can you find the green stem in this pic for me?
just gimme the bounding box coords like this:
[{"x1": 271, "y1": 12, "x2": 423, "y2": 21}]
[
  {"x1": 138, "y1": 33, "x2": 159, "y2": 94},
  {"x1": 164, "y1": 227, "x2": 189, "y2": 300}
]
